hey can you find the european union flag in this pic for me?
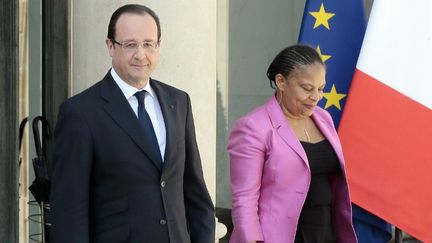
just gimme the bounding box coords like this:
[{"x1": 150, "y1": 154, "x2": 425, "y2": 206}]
[
  {"x1": 298, "y1": 0, "x2": 365, "y2": 127},
  {"x1": 298, "y1": 1, "x2": 392, "y2": 243}
]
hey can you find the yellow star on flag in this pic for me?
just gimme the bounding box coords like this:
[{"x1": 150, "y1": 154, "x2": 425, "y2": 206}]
[
  {"x1": 323, "y1": 84, "x2": 346, "y2": 110},
  {"x1": 309, "y1": 3, "x2": 335, "y2": 30},
  {"x1": 316, "y1": 46, "x2": 331, "y2": 63}
]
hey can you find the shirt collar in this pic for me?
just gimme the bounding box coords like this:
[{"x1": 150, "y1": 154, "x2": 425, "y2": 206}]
[{"x1": 110, "y1": 68, "x2": 156, "y2": 100}]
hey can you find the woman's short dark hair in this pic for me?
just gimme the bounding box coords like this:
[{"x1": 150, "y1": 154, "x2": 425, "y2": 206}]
[
  {"x1": 266, "y1": 44, "x2": 324, "y2": 89},
  {"x1": 107, "y1": 4, "x2": 161, "y2": 42}
]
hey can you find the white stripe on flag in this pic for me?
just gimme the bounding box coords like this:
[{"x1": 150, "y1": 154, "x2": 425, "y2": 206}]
[{"x1": 356, "y1": 0, "x2": 432, "y2": 109}]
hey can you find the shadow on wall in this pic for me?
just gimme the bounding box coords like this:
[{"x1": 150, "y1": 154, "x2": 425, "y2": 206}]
[{"x1": 216, "y1": 78, "x2": 233, "y2": 242}]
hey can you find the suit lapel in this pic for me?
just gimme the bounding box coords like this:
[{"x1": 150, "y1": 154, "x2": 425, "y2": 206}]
[
  {"x1": 266, "y1": 95, "x2": 309, "y2": 167},
  {"x1": 149, "y1": 79, "x2": 177, "y2": 170},
  {"x1": 100, "y1": 72, "x2": 163, "y2": 171}
]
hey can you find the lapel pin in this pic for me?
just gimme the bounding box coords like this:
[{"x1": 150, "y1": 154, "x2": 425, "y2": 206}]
[{"x1": 170, "y1": 105, "x2": 174, "y2": 109}]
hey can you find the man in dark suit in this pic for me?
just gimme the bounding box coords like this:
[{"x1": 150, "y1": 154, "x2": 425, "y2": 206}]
[{"x1": 50, "y1": 4, "x2": 215, "y2": 243}]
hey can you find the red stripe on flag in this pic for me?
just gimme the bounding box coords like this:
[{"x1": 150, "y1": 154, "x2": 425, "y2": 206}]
[{"x1": 339, "y1": 69, "x2": 432, "y2": 242}]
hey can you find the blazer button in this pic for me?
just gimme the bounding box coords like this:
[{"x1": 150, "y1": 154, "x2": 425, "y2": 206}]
[
  {"x1": 159, "y1": 219, "x2": 167, "y2": 225},
  {"x1": 160, "y1": 180, "x2": 166, "y2": 187}
]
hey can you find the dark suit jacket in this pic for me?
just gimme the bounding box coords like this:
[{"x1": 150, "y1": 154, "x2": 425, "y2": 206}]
[{"x1": 50, "y1": 71, "x2": 215, "y2": 243}]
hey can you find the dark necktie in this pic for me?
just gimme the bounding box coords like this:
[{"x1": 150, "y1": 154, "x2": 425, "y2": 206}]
[{"x1": 134, "y1": 90, "x2": 162, "y2": 163}]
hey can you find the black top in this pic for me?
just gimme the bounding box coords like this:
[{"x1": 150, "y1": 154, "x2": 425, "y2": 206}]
[{"x1": 295, "y1": 139, "x2": 341, "y2": 243}]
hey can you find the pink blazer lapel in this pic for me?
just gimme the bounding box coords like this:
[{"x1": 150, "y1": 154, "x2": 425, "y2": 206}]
[
  {"x1": 265, "y1": 95, "x2": 346, "y2": 171},
  {"x1": 312, "y1": 112, "x2": 346, "y2": 171},
  {"x1": 265, "y1": 95, "x2": 309, "y2": 167}
]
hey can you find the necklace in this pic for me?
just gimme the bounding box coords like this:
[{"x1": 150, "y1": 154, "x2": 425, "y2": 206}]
[
  {"x1": 304, "y1": 118, "x2": 311, "y2": 142},
  {"x1": 279, "y1": 101, "x2": 311, "y2": 142}
]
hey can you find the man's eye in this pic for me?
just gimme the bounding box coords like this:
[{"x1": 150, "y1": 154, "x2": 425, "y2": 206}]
[
  {"x1": 124, "y1": 43, "x2": 138, "y2": 49},
  {"x1": 143, "y1": 42, "x2": 154, "y2": 48}
]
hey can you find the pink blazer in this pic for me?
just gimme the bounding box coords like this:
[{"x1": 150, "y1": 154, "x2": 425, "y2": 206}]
[{"x1": 228, "y1": 95, "x2": 357, "y2": 243}]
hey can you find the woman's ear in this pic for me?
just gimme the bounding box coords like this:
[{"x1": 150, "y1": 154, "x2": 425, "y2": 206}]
[{"x1": 275, "y1": 74, "x2": 286, "y2": 91}]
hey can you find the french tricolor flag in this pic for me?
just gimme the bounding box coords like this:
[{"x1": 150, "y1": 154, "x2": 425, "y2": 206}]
[{"x1": 338, "y1": 0, "x2": 432, "y2": 242}]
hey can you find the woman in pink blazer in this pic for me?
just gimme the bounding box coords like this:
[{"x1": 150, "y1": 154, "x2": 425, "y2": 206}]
[{"x1": 228, "y1": 45, "x2": 357, "y2": 243}]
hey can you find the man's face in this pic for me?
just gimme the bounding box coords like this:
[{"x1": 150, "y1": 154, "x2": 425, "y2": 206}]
[{"x1": 106, "y1": 13, "x2": 160, "y2": 89}]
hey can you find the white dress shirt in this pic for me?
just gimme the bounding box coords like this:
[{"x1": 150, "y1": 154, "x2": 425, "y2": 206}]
[{"x1": 111, "y1": 68, "x2": 166, "y2": 161}]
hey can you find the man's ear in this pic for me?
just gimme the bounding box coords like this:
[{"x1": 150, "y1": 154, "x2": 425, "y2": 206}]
[{"x1": 106, "y1": 38, "x2": 114, "y2": 57}]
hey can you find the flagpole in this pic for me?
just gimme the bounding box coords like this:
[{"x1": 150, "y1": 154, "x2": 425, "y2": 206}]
[{"x1": 394, "y1": 228, "x2": 402, "y2": 243}]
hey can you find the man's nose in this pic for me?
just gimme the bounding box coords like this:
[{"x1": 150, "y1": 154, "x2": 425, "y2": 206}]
[{"x1": 133, "y1": 46, "x2": 147, "y2": 59}]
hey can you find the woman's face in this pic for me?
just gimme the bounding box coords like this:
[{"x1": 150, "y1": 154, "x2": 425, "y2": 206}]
[{"x1": 276, "y1": 62, "x2": 326, "y2": 119}]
